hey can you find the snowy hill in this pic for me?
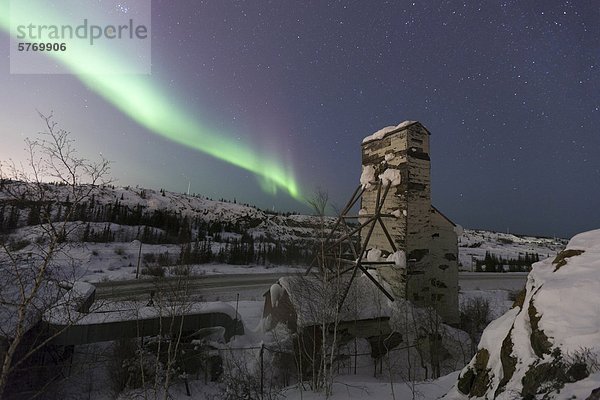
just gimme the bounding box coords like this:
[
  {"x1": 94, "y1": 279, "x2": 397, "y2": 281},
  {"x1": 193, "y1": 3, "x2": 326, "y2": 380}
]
[
  {"x1": 446, "y1": 229, "x2": 600, "y2": 399},
  {"x1": 1, "y1": 181, "x2": 568, "y2": 282},
  {"x1": 459, "y1": 229, "x2": 567, "y2": 272},
  {"x1": 0, "y1": 182, "x2": 338, "y2": 282},
  {"x1": 0, "y1": 182, "x2": 328, "y2": 241}
]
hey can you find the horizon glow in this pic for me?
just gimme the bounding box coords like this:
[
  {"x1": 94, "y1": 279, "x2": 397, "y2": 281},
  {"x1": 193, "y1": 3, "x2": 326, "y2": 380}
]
[{"x1": 0, "y1": 2, "x2": 301, "y2": 200}]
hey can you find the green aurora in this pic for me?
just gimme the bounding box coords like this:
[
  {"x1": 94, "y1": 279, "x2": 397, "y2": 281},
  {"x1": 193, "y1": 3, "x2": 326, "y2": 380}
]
[{"x1": 0, "y1": 2, "x2": 300, "y2": 199}]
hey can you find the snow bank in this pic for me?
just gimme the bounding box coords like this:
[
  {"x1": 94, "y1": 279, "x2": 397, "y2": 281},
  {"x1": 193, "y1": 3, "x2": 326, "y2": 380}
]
[
  {"x1": 202, "y1": 302, "x2": 239, "y2": 320},
  {"x1": 283, "y1": 371, "x2": 460, "y2": 399}
]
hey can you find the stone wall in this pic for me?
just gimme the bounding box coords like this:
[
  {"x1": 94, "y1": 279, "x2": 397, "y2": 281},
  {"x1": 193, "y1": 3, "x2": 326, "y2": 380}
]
[
  {"x1": 427, "y1": 208, "x2": 459, "y2": 323},
  {"x1": 361, "y1": 130, "x2": 408, "y2": 253},
  {"x1": 360, "y1": 121, "x2": 458, "y2": 323}
]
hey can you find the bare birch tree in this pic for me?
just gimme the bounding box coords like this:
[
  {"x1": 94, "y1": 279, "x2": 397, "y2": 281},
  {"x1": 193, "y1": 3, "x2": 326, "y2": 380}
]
[
  {"x1": 296, "y1": 189, "x2": 344, "y2": 396},
  {"x1": 0, "y1": 112, "x2": 111, "y2": 397}
]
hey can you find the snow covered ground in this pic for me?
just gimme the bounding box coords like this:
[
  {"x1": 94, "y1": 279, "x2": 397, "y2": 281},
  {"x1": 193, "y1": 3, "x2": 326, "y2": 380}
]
[
  {"x1": 3, "y1": 227, "x2": 562, "y2": 284},
  {"x1": 281, "y1": 371, "x2": 460, "y2": 400},
  {"x1": 0, "y1": 238, "x2": 306, "y2": 283},
  {"x1": 2, "y1": 183, "x2": 578, "y2": 399},
  {"x1": 47, "y1": 286, "x2": 513, "y2": 400}
]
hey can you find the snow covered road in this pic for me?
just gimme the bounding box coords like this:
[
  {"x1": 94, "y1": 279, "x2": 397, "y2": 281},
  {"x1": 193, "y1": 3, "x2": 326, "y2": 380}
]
[
  {"x1": 94, "y1": 272, "x2": 293, "y2": 302},
  {"x1": 458, "y1": 272, "x2": 527, "y2": 291},
  {"x1": 93, "y1": 271, "x2": 528, "y2": 302}
]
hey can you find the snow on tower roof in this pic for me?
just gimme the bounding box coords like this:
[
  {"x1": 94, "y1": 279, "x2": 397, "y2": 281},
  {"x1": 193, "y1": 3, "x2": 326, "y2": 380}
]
[{"x1": 362, "y1": 120, "x2": 427, "y2": 144}]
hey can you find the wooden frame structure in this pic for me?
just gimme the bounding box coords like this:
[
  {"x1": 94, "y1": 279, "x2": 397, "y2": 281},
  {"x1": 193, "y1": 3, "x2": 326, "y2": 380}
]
[{"x1": 306, "y1": 180, "x2": 401, "y2": 307}]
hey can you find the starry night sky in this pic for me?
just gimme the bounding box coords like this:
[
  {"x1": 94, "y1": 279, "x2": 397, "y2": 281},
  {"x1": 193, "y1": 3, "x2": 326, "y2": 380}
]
[{"x1": 1, "y1": 0, "x2": 599, "y2": 237}]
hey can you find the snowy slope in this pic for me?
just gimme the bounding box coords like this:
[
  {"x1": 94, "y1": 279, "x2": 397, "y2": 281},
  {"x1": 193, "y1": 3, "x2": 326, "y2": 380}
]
[
  {"x1": 0, "y1": 182, "x2": 333, "y2": 241},
  {"x1": 0, "y1": 182, "x2": 338, "y2": 282}
]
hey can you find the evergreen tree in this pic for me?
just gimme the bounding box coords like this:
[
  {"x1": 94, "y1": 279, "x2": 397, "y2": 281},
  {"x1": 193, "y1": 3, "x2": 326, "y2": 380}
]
[
  {"x1": 82, "y1": 223, "x2": 91, "y2": 242},
  {"x1": 26, "y1": 203, "x2": 41, "y2": 226}
]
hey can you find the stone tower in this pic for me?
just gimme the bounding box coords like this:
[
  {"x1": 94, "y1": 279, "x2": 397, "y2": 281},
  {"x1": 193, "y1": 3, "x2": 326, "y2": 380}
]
[{"x1": 360, "y1": 121, "x2": 459, "y2": 323}]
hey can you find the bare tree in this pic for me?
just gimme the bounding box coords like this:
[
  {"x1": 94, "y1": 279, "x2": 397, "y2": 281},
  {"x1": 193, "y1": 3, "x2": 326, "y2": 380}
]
[
  {"x1": 306, "y1": 188, "x2": 328, "y2": 276},
  {"x1": 0, "y1": 112, "x2": 111, "y2": 397},
  {"x1": 153, "y1": 274, "x2": 192, "y2": 400},
  {"x1": 459, "y1": 297, "x2": 492, "y2": 355},
  {"x1": 292, "y1": 189, "x2": 345, "y2": 397},
  {"x1": 100, "y1": 264, "x2": 207, "y2": 400}
]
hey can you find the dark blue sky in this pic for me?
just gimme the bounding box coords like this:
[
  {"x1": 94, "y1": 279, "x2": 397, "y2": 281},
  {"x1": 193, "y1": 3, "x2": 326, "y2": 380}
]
[{"x1": 1, "y1": 0, "x2": 599, "y2": 237}]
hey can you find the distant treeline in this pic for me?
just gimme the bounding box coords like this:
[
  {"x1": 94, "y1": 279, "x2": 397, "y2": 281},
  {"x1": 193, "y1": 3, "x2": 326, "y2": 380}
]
[
  {"x1": 475, "y1": 251, "x2": 540, "y2": 272},
  {"x1": 178, "y1": 237, "x2": 312, "y2": 266},
  {"x1": 0, "y1": 196, "x2": 264, "y2": 239},
  {"x1": 0, "y1": 197, "x2": 317, "y2": 266}
]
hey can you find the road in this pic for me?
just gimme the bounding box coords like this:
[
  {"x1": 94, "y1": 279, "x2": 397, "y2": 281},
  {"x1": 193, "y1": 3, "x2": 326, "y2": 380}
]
[
  {"x1": 94, "y1": 271, "x2": 529, "y2": 302},
  {"x1": 458, "y1": 272, "x2": 528, "y2": 291},
  {"x1": 94, "y1": 272, "x2": 288, "y2": 302}
]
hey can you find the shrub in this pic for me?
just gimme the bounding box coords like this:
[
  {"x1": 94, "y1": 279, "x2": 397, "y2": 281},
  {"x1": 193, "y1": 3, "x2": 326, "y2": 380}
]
[
  {"x1": 108, "y1": 338, "x2": 137, "y2": 393},
  {"x1": 143, "y1": 252, "x2": 156, "y2": 264},
  {"x1": 9, "y1": 239, "x2": 31, "y2": 251},
  {"x1": 219, "y1": 351, "x2": 282, "y2": 400},
  {"x1": 522, "y1": 347, "x2": 600, "y2": 399},
  {"x1": 142, "y1": 265, "x2": 165, "y2": 277},
  {"x1": 158, "y1": 252, "x2": 171, "y2": 267},
  {"x1": 460, "y1": 297, "x2": 492, "y2": 354},
  {"x1": 172, "y1": 265, "x2": 190, "y2": 276},
  {"x1": 108, "y1": 338, "x2": 165, "y2": 393}
]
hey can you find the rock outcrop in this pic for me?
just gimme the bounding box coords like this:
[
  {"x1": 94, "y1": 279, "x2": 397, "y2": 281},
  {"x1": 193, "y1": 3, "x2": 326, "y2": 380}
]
[{"x1": 446, "y1": 229, "x2": 600, "y2": 399}]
